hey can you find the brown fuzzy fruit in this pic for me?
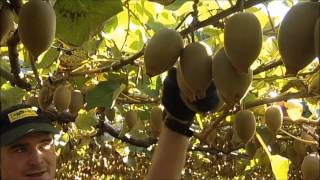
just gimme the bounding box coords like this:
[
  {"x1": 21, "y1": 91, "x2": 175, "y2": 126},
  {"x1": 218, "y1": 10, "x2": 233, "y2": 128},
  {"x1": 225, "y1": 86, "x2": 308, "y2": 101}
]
[
  {"x1": 233, "y1": 110, "x2": 256, "y2": 144},
  {"x1": 144, "y1": 28, "x2": 183, "y2": 77},
  {"x1": 264, "y1": 106, "x2": 283, "y2": 134},
  {"x1": 69, "y1": 90, "x2": 84, "y2": 114},
  {"x1": 212, "y1": 48, "x2": 252, "y2": 105},
  {"x1": 179, "y1": 42, "x2": 213, "y2": 101},
  {"x1": 53, "y1": 85, "x2": 71, "y2": 112},
  {"x1": 18, "y1": 0, "x2": 56, "y2": 58},
  {"x1": 0, "y1": 5, "x2": 14, "y2": 43},
  {"x1": 150, "y1": 106, "x2": 163, "y2": 138},
  {"x1": 38, "y1": 86, "x2": 53, "y2": 110},
  {"x1": 308, "y1": 72, "x2": 320, "y2": 95},
  {"x1": 224, "y1": 12, "x2": 262, "y2": 73},
  {"x1": 176, "y1": 63, "x2": 196, "y2": 103},
  {"x1": 315, "y1": 18, "x2": 320, "y2": 58},
  {"x1": 278, "y1": 2, "x2": 319, "y2": 75},
  {"x1": 125, "y1": 110, "x2": 138, "y2": 131},
  {"x1": 301, "y1": 153, "x2": 320, "y2": 180}
]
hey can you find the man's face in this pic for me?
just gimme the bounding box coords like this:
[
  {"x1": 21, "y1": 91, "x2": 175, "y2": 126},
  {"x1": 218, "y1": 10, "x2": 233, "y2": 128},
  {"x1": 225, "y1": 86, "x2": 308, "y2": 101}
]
[{"x1": 0, "y1": 132, "x2": 56, "y2": 180}]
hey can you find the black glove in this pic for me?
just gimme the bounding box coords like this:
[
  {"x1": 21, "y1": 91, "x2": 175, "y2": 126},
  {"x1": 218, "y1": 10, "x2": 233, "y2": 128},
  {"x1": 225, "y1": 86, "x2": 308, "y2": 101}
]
[{"x1": 162, "y1": 68, "x2": 220, "y2": 137}]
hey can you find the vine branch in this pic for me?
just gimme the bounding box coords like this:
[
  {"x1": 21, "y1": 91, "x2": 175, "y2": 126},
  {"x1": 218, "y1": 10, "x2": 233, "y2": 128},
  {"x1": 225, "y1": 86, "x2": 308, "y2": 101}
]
[
  {"x1": 7, "y1": 30, "x2": 32, "y2": 90},
  {"x1": 244, "y1": 91, "x2": 318, "y2": 108}
]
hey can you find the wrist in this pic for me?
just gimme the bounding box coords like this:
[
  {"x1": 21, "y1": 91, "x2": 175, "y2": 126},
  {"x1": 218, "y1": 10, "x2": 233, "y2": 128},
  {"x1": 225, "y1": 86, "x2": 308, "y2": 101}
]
[{"x1": 164, "y1": 110, "x2": 194, "y2": 137}]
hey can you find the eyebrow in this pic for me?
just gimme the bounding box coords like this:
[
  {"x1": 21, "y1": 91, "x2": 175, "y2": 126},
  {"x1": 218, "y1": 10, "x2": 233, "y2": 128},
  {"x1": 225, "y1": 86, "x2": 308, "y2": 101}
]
[{"x1": 9, "y1": 136, "x2": 53, "y2": 149}]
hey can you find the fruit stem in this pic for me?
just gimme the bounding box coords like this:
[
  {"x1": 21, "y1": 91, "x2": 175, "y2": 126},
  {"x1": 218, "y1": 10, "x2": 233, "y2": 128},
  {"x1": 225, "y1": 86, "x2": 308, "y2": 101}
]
[
  {"x1": 279, "y1": 128, "x2": 318, "y2": 145},
  {"x1": 29, "y1": 53, "x2": 42, "y2": 88}
]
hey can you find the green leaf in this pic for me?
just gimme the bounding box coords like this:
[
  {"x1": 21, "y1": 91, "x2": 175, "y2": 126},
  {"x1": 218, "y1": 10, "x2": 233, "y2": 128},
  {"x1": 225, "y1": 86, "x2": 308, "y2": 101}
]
[
  {"x1": 54, "y1": 0, "x2": 123, "y2": 46},
  {"x1": 36, "y1": 47, "x2": 60, "y2": 69},
  {"x1": 75, "y1": 109, "x2": 98, "y2": 130},
  {"x1": 256, "y1": 132, "x2": 290, "y2": 180},
  {"x1": 146, "y1": 21, "x2": 165, "y2": 32},
  {"x1": 0, "y1": 83, "x2": 26, "y2": 109},
  {"x1": 104, "y1": 16, "x2": 118, "y2": 34},
  {"x1": 270, "y1": 155, "x2": 290, "y2": 180},
  {"x1": 86, "y1": 81, "x2": 121, "y2": 109}
]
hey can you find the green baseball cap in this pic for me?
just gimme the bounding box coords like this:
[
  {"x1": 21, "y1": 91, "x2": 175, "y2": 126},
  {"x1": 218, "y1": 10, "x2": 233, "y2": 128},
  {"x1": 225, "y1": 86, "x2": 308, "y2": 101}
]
[{"x1": 0, "y1": 104, "x2": 59, "y2": 146}]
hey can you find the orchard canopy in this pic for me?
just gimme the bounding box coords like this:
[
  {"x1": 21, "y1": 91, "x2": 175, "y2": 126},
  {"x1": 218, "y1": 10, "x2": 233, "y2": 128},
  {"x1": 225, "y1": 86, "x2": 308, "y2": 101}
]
[{"x1": 0, "y1": 0, "x2": 319, "y2": 179}]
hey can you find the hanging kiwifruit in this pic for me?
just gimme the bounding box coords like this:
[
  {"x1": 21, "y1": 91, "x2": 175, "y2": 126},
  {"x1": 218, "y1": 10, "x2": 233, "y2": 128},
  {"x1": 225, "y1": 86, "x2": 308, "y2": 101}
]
[
  {"x1": 264, "y1": 106, "x2": 283, "y2": 134},
  {"x1": 69, "y1": 90, "x2": 84, "y2": 114},
  {"x1": 176, "y1": 63, "x2": 196, "y2": 103},
  {"x1": 18, "y1": 0, "x2": 56, "y2": 58},
  {"x1": 301, "y1": 153, "x2": 320, "y2": 180},
  {"x1": 212, "y1": 48, "x2": 252, "y2": 105},
  {"x1": 53, "y1": 85, "x2": 71, "y2": 112},
  {"x1": 308, "y1": 73, "x2": 320, "y2": 95},
  {"x1": 144, "y1": 28, "x2": 183, "y2": 77},
  {"x1": 224, "y1": 12, "x2": 262, "y2": 73},
  {"x1": 233, "y1": 110, "x2": 256, "y2": 144},
  {"x1": 26, "y1": 96, "x2": 39, "y2": 107},
  {"x1": 179, "y1": 42, "x2": 213, "y2": 101},
  {"x1": 278, "y1": 2, "x2": 319, "y2": 75},
  {"x1": 125, "y1": 110, "x2": 138, "y2": 131},
  {"x1": 38, "y1": 86, "x2": 53, "y2": 110},
  {"x1": 315, "y1": 18, "x2": 320, "y2": 58},
  {"x1": 150, "y1": 106, "x2": 163, "y2": 138},
  {"x1": 0, "y1": 5, "x2": 14, "y2": 43}
]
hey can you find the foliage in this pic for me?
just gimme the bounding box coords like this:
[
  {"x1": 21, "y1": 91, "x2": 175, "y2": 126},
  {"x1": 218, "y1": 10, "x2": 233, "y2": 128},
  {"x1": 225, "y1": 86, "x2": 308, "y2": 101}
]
[{"x1": 0, "y1": 0, "x2": 319, "y2": 179}]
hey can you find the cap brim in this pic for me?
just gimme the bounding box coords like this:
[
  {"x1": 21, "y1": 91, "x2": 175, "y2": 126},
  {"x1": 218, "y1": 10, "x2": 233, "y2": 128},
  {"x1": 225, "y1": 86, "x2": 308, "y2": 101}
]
[{"x1": 0, "y1": 123, "x2": 59, "y2": 146}]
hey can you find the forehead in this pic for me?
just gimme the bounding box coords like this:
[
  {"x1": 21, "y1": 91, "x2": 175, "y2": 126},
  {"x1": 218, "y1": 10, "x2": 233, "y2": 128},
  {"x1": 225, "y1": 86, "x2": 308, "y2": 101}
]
[{"x1": 7, "y1": 132, "x2": 52, "y2": 146}]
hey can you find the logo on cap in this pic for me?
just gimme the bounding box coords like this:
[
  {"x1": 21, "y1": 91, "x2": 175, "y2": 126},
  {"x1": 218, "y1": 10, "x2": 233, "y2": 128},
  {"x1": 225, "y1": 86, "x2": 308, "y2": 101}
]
[{"x1": 8, "y1": 108, "x2": 38, "y2": 123}]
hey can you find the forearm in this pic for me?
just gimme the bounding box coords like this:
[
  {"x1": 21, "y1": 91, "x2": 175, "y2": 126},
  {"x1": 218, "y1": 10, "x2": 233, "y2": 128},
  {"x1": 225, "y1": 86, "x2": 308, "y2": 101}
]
[{"x1": 145, "y1": 126, "x2": 189, "y2": 180}]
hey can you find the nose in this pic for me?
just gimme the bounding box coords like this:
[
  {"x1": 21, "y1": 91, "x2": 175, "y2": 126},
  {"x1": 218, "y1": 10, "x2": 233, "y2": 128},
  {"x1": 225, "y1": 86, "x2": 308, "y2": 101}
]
[{"x1": 28, "y1": 147, "x2": 44, "y2": 166}]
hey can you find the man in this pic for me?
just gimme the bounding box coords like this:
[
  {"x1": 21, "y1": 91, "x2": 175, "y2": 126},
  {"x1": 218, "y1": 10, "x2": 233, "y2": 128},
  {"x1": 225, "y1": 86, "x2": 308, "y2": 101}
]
[
  {"x1": 0, "y1": 104, "x2": 59, "y2": 180},
  {"x1": 1, "y1": 68, "x2": 220, "y2": 180}
]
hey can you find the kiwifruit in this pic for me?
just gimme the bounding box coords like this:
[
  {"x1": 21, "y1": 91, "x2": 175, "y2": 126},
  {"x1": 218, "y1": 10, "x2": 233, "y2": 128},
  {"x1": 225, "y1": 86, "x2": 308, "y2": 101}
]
[
  {"x1": 125, "y1": 110, "x2": 138, "y2": 131},
  {"x1": 0, "y1": 5, "x2": 14, "y2": 43},
  {"x1": 308, "y1": 73, "x2": 320, "y2": 95},
  {"x1": 315, "y1": 18, "x2": 320, "y2": 58},
  {"x1": 212, "y1": 48, "x2": 252, "y2": 105},
  {"x1": 18, "y1": 0, "x2": 56, "y2": 58},
  {"x1": 233, "y1": 110, "x2": 256, "y2": 144},
  {"x1": 38, "y1": 86, "x2": 53, "y2": 110},
  {"x1": 53, "y1": 85, "x2": 71, "y2": 112},
  {"x1": 69, "y1": 90, "x2": 84, "y2": 114},
  {"x1": 144, "y1": 28, "x2": 183, "y2": 77},
  {"x1": 224, "y1": 12, "x2": 262, "y2": 73},
  {"x1": 301, "y1": 153, "x2": 320, "y2": 180},
  {"x1": 176, "y1": 63, "x2": 197, "y2": 103},
  {"x1": 150, "y1": 106, "x2": 163, "y2": 138},
  {"x1": 179, "y1": 42, "x2": 213, "y2": 101},
  {"x1": 278, "y1": 2, "x2": 319, "y2": 75},
  {"x1": 264, "y1": 106, "x2": 283, "y2": 134},
  {"x1": 26, "y1": 96, "x2": 39, "y2": 107}
]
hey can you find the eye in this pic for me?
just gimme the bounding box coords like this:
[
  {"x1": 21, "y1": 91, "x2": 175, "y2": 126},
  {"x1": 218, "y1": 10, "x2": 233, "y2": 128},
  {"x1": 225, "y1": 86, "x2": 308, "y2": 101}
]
[
  {"x1": 39, "y1": 140, "x2": 54, "y2": 150},
  {"x1": 13, "y1": 146, "x2": 27, "y2": 153}
]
